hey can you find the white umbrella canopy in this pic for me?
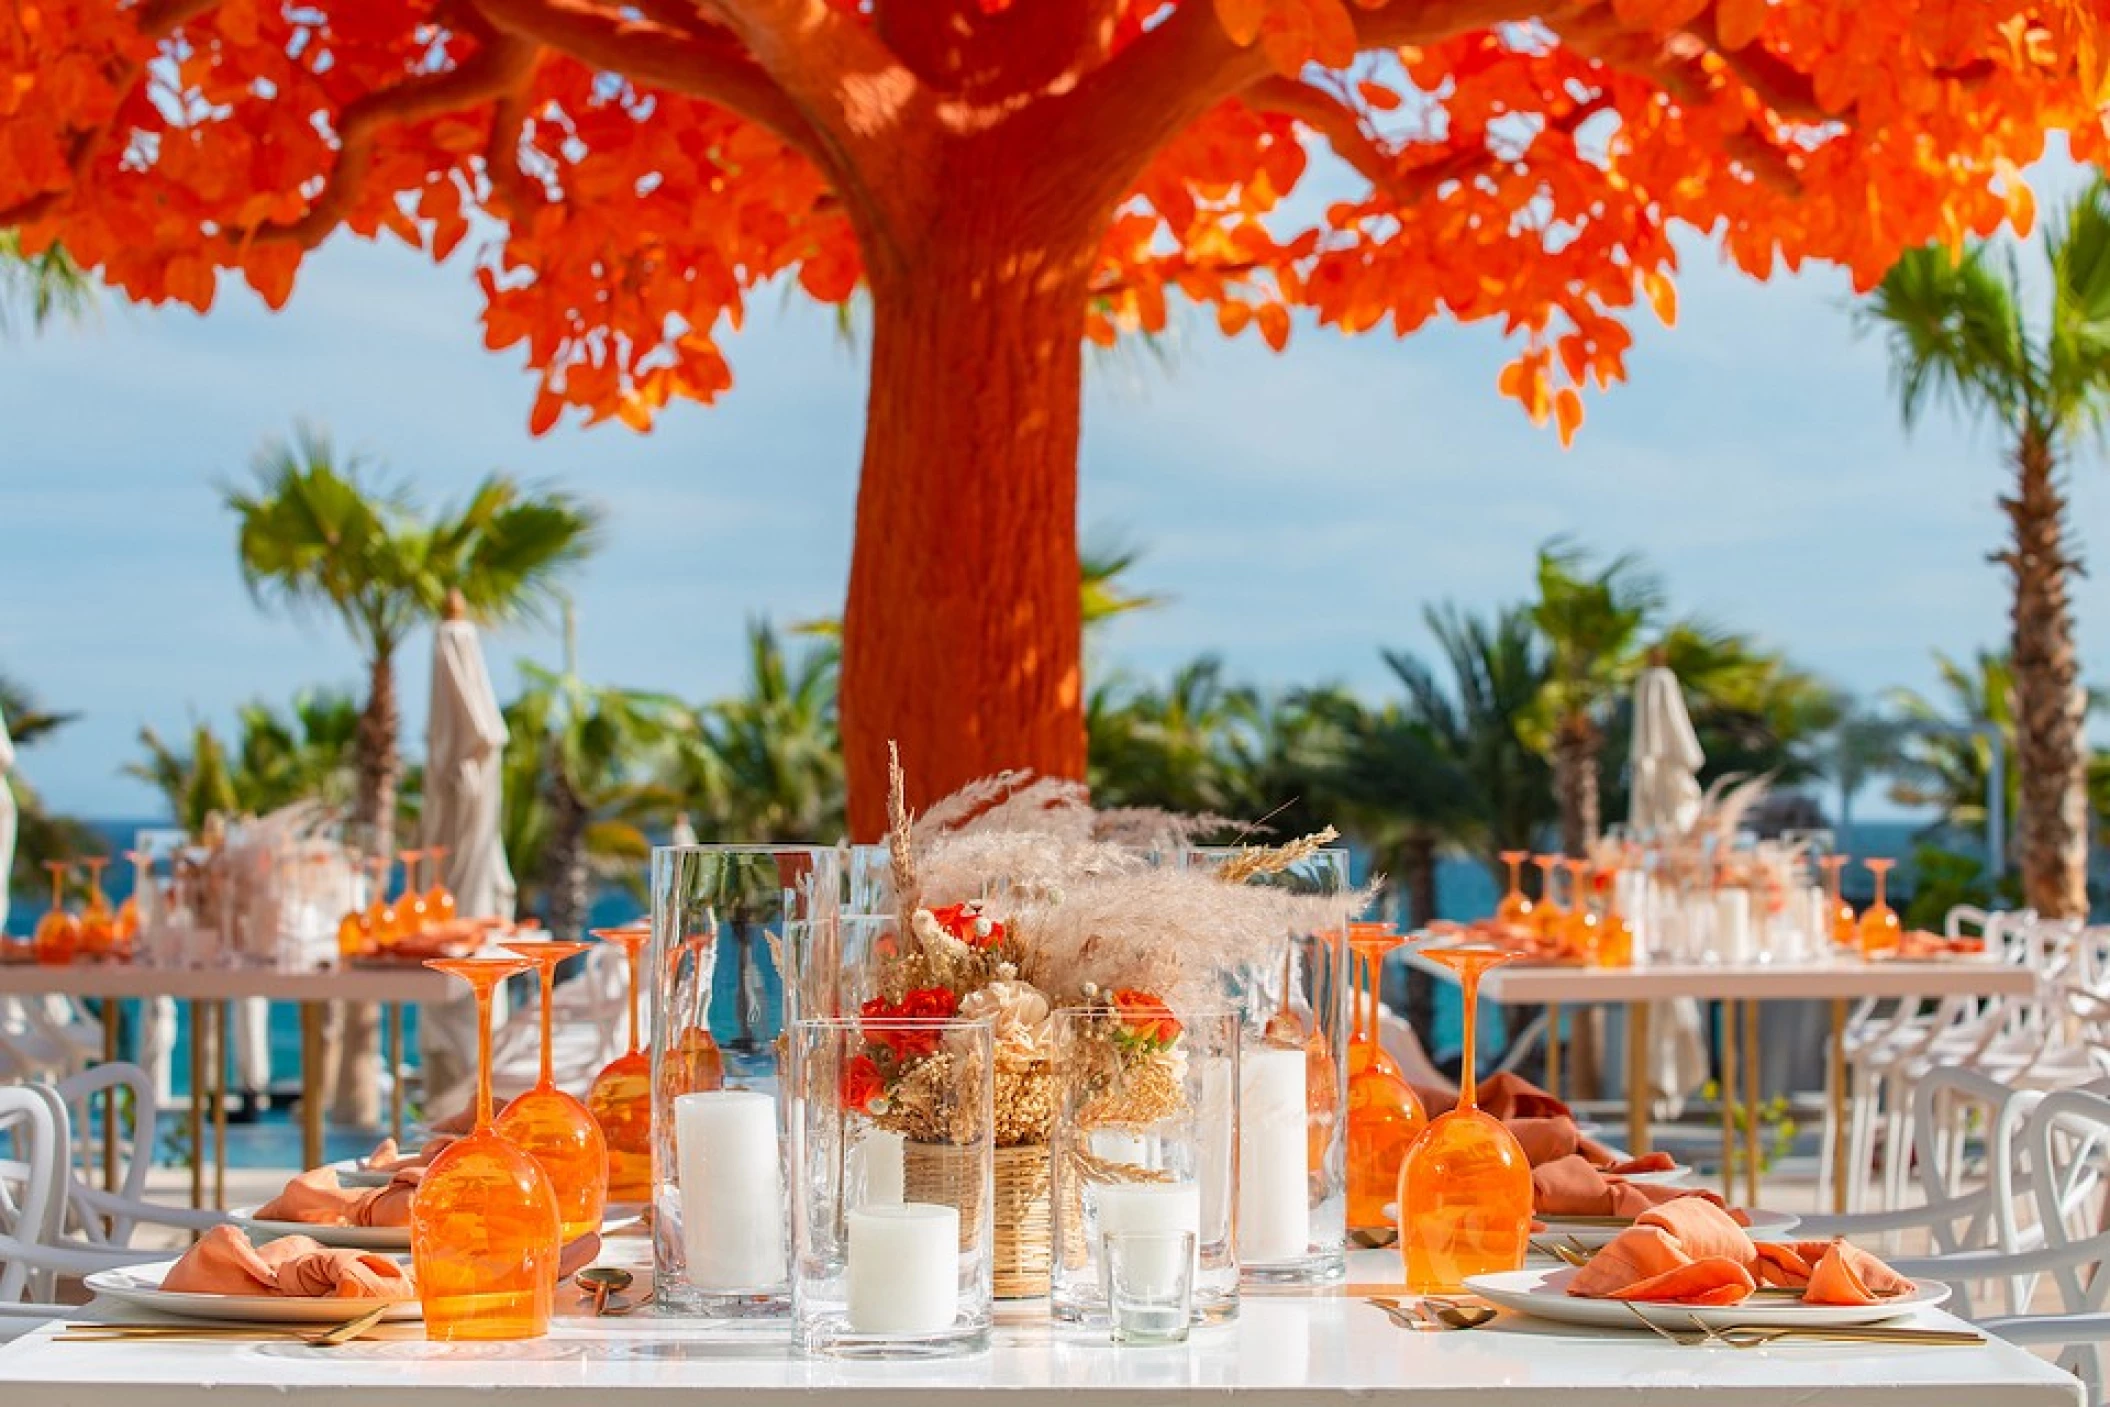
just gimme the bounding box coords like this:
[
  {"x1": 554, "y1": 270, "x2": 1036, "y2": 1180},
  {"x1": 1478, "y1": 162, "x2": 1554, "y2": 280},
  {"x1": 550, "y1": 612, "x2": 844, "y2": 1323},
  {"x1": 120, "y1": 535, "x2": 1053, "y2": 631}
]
[
  {"x1": 0, "y1": 702, "x2": 15, "y2": 936},
  {"x1": 423, "y1": 612, "x2": 517, "y2": 922},
  {"x1": 419, "y1": 606, "x2": 515, "y2": 1113},
  {"x1": 1625, "y1": 663, "x2": 1710, "y2": 1115},
  {"x1": 1629, "y1": 664, "x2": 1706, "y2": 835}
]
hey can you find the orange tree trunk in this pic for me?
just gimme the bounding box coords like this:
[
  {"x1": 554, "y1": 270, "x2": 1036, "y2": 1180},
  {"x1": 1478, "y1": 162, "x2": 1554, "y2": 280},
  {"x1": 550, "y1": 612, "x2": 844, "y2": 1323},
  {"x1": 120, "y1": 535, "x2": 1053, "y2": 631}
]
[
  {"x1": 839, "y1": 212, "x2": 1094, "y2": 838},
  {"x1": 2004, "y1": 429, "x2": 2088, "y2": 919}
]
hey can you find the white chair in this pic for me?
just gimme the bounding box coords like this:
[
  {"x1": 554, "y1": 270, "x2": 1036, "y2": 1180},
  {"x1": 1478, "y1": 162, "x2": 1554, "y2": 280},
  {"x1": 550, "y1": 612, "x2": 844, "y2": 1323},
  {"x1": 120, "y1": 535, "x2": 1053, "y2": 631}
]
[
  {"x1": 1888, "y1": 1088, "x2": 2110, "y2": 1402},
  {"x1": 37, "y1": 1064, "x2": 225, "y2": 1249},
  {"x1": 0, "y1": 1084, "x2": 67, "y2": 1306}
]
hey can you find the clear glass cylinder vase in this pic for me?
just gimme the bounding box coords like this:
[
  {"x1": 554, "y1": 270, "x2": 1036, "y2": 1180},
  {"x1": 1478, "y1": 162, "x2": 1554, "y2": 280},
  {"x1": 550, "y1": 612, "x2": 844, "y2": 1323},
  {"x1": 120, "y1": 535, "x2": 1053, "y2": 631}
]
[
  {"x1": 650, "y1": 844, "x2": 840, "y2": 1317},
  {"x1": 788, "y1": 1015, "x2": 994, "y2": 1357},
  {"x1": 1048, "y1": 1005, "x2": 1239, "y2": 1326},
  {"x1": 1181, "y1": 845, "x2": 1352, "y2": 1284}
]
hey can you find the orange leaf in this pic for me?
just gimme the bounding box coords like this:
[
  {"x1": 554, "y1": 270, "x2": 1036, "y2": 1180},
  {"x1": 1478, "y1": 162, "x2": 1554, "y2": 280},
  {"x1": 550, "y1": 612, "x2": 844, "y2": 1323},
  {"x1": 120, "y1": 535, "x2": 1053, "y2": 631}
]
[
  {"x1": 1213, "y1": 0, "x2": 1267, "y2": 46},
  {"x1": 1305, "y1": 0, "x2": 1358, "y2": 68},
  {"x1": 1358, "y1": 82, "x2": 1402, "y2": 112},
  {"x1": 1642, "y1": 270, "x2": 1677, "y2": 327},
  {"x1": 1256, "y1": 301, "x2": 1290, "y2": 351},
  {"x1": 528, "y1": 385, "x2": 563, "y2": 436},
  {"x1": 1553, "y1": 387, "x2": 1583, "y2": 447},
  {"x1": 1714, "y1": 0, "x2": 1766, "y2": 53},
  {"x1": 1218, "y1": 301, "x2": 1254, "y2": 336}
]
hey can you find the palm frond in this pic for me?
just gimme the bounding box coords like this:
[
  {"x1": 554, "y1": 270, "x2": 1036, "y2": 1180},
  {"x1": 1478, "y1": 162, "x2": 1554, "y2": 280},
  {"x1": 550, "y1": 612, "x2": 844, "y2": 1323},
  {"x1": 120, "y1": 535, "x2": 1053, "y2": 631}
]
[{"x1": 1858, "y1": 242, "x2": 2033, "y2": 432}]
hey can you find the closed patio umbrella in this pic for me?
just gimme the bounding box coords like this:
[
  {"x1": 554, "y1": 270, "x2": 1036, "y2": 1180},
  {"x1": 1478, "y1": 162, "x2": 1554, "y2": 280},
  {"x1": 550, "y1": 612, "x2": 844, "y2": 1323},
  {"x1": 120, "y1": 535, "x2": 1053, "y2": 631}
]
[
  {"x1": 1627, "y1": 662, "x2": 1710, "y2": 1113},
  {"x1": 419, "y1": 595, "x2": 516, "y2": 1111}
]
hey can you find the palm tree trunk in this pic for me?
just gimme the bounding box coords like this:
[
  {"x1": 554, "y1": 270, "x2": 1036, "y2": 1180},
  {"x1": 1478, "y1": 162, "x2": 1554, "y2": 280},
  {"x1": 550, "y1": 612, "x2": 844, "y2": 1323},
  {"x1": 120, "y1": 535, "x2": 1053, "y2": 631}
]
[
  {"x1": 541, "y1": 772, "x2": 592, "y2": 945},
  {"x1": 2004, "y1": 429, "x2": 2089, "y2": 919},
  {"x1": 329, "y1": 648, "x2": 399, "y2": 1128},
  {"x1": 1553, "y1": 712, "x2": 1601, "y2": 856}
]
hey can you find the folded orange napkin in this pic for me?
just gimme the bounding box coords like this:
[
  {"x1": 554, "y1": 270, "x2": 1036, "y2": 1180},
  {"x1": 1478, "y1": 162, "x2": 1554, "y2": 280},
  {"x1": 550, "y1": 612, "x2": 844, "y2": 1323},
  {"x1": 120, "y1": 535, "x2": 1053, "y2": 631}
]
[
  {"x1": 163, "y1": 1225, "x2": 415, "y2": 1300},
  {"x1": 1416, "y1": 1073, "x2": 1572, "y2": 1123},
  {"x1": 1532, "y1": 1155, "x2": 1733, "y2": 1219},
  {"x1": 256, "y1": 1166, "x2": 421, "y2": 1228},
  {"x1": 1568, "y1": 1203, "x2": 1910, "y2": 1308},
  {"x1": 363, "y1": 1137, "x2": 449, "y2": 1174},
  {"x1": 1752, "y1": 1240, "x2": 1913, "y2": 1303}
]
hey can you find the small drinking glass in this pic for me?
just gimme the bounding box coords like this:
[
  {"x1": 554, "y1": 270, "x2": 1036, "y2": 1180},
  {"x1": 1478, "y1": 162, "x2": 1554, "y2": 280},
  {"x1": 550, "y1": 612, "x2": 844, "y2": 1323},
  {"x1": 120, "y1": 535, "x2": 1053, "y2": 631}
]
[
  {"x1": 1530, "y1": 855, "x2": 1567, "y2": 943},
  {"x1": 34, "y1": 862, "x2": 80, "y2": 966},
  {"x1": 1495, "y1": 851, "x2": 1535, "y2": 929},
  {"x1": 1859, "y1": 859, "x2": 1901, "y2": 959},
  {"x1": 1104, "y1": 1230, "x2": 1197, "y2": 1345}
]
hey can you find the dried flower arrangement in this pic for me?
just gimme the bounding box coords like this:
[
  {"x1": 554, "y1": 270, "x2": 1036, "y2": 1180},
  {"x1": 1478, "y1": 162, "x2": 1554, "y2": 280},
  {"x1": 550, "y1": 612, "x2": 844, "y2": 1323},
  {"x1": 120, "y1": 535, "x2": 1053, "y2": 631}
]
[{"x1": 846, "y1": 751, "x2": 1365, "y2": 1151}]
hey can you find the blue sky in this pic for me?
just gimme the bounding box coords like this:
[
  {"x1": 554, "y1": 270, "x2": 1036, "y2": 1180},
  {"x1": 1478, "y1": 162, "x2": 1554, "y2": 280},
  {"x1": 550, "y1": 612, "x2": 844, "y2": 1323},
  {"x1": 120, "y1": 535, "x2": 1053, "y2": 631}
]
[{"x1": 5, "y1": 157, "x2": 2105, "y2": 820}]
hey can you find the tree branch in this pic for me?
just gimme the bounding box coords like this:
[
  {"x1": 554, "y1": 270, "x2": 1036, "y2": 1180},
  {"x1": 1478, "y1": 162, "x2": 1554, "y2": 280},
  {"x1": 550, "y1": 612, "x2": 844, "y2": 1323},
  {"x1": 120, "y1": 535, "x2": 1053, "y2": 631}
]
[
  {"x1": 1244, "y1": 77, "x2": 1614, "y2": 209},
  {"x1": 469, "y1": 0, "x2": 835, "y2": 173},
  {"x1": 483, "y1": 72, "x2": 547, "y2": 223},
  {"x1": 256, "y1": 35, "x2": 539, "y2": 248}
]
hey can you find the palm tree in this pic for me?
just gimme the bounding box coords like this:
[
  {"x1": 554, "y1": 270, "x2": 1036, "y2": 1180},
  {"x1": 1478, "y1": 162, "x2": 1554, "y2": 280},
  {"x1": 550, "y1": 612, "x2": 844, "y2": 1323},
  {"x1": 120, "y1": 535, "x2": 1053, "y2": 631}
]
[
  {"x1": 1887, "y1": 651, "x2": 2021, "y2": 848},
  {"x1": 504, "y1": 662, "x2": 681, "y2": 943},
  {"x1": 2, "y1": 674, "x2": 101, "y2": 900},
  {"x1": 1385, "y1": 603, "x2": 1556, "y2": 882},
  {"x1": 227, "y1": 427, "x2": 600, "y2": 1124},
  {"x1": 0, "y1": 230, "x2": 92, "y2": 335},
  {"x1": 1857, "y1": 183, "x2": 2110, "y2": 918},
  {"x1": 1524, "y1": 541, "x2": 1665, "y2": 855},
  {"x1": 125, "y1": 690, "x2": 360, "y2": 831},
  {"x1": 226, "y1": 428, "x2": 601, "y2": 858},
  {"x1": 1087, "y1": 657, "x2": 1265, "y2": 817},
  {"x1": 679, "y1": 623, "x2": 844, "y2": 842},
  {"x1": 1819, "y1": 698, "x2": 1910, "y2": 847}
]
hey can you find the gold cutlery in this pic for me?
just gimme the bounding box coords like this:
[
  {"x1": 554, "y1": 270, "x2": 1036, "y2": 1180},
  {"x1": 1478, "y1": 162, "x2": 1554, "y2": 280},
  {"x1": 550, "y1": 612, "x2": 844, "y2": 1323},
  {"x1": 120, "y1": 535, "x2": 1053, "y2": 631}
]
[{"x1": 56, "y1": 1304, "x2": 394, "y2": 1348}]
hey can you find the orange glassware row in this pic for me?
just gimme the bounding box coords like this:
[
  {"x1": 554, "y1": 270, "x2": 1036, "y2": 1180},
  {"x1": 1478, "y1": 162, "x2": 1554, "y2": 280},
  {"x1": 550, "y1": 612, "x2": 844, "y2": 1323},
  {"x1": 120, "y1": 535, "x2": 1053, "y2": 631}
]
[
  {"x1": 1345, "y1": 922, "x2": 1424, "y2": 1234},
  {"x1": 412, "y1": 956, "x2": 562, "y2": 1341},
  {"x1": 1397, "y1": 945, "x2": 1532, "y2": 1293},
  {"x1": 31, "y1": 856, "x2": 136, "y2": 965},
  {"x1": 585, "y1": 923, "x2": 655, "y2": 1204},
  {"x1": 338, "y1": 847, "x2": 458, "y2": 959}
]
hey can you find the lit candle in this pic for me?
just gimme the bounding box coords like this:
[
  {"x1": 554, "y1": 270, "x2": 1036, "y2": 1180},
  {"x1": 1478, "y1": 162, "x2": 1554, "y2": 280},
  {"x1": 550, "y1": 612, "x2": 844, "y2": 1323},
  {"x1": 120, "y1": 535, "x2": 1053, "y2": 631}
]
[
  {"x1": 851, "y1": 1128, "x2": 905, "y2": 1207},
  {"x1": 846, "y1": 1203, "x2": 958, "y2": 1333},
  {"x1": 674, "y1": 1090, "x2": 787, "y2": 1290},
  {"x1": 1096, "y1": 1182, "x2": 1200, "y2": 1298},
  {"x1": 1238, "y1": 1045, "x2": 1309, "y2": 1264}
]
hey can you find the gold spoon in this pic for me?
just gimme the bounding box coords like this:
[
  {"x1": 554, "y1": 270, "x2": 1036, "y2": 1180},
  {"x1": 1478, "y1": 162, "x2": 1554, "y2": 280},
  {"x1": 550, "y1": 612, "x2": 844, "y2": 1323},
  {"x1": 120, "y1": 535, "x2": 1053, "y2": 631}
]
[{"x1": 574, "y1": 1266, "x2": 636, "y2": 1317}]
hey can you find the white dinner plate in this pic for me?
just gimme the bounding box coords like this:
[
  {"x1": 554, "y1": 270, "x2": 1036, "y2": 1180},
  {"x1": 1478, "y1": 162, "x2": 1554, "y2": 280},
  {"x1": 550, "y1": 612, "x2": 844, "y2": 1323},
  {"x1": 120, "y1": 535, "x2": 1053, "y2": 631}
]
[
  {"x1": 1537, "y1": 1208, "x2": 1801, "y2": 1250},
  {"x1": 82, "y1": 1259, "x2": 422, "y2": 1324},
  {"x1": 1463, "y1": 1264, "x2": 1948, "y2": 1330},
  {"x1": 228, "y1": 1209, "x2": 410, "y2": 1252},
  {"x1": 323, "y1": 1158, "x2": 395, "y2": 1189},
  {"x1": 1611, "y1": 1163, "x2": 1695, "y2": 1187}
]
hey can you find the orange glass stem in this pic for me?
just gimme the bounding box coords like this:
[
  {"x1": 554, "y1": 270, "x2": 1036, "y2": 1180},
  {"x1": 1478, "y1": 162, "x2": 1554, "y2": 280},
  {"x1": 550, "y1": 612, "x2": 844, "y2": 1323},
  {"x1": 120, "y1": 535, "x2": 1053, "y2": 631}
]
[{"x1": 1458, "y1": 963, "x2": 1480, "y2": 1112}]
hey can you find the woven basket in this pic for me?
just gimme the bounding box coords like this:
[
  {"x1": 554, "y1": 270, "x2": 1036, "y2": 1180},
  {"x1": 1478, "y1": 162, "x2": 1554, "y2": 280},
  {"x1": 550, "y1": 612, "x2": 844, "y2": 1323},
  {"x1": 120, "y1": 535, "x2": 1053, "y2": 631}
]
[{"x1": 903, "y1": 1141, "x2": 1052, "y2": 1299}]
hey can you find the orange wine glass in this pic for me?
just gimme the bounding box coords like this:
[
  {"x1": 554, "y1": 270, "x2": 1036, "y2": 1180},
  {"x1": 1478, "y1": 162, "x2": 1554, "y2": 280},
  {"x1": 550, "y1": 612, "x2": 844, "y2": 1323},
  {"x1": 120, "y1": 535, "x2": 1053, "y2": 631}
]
[
  {"x1": 1818, "y1": 855, "x2": 1857, "y2": 948},
  {"x1": 1397, "y1": 945, "x2": 1532, "y2": 1293},
  {"x1": 397, "y1": 849, "x2": 431, "y2": 935},
  {"x1": 1592, "y1": 866, "x2": 1634, "y2": 968},
  {"x1": 496, "y1": 941, "x2": 610, "y2": 1244},
  {"x1": 1560, "y1": 859, "x2": 1600, "y2": 961},
  {"x1": 77, "y1": 857, "x2": 116, "y2": 958},
  {"x1": 1345, "y1": 923, "x2": 1423, "y2": 1235},
  {"x1": 412, "y1": 955, "x2": 561, "y2": 1340},
  {"x1": 34, "y1": 862, "x2": 80, "y2": 966},
  {"x1": 585, "y1": 923, "x2": 654, "y2": 1203},
  {"x1": 116, "y1": 850, "x2": 149, "y2": 957},
  {"x1": 424, "y1": 845, "x2": 458, "y2": 928},
  {"x1": 1859, "y1": 858, "x2": 1901, "y2": 959},
  {"x1": 659, "y1": 930, "x2": 726, "y2": 1103},
  {"x1": 1495, "y1": 851, "x2": 1535, "y2": 930},
  {"x1": 1530, "y1": 855, "x2": 1567, "y2": 945},
  {"x1": 366, "y1": 857, "x2": 402, "y2": 949}
]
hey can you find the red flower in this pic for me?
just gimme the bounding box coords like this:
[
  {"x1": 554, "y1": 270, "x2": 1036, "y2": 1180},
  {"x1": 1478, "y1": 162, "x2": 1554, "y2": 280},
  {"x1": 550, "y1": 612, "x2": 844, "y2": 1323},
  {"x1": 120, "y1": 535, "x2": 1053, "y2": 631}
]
[
  {"x1": 1110, "y1": 989, "x2": 1182, "y2": 1048},
  {"x1": 841, "y1": 1054, "x2": 885, "y2": 1114},
  {"x1": 860, "y1": 986, "x2": 961, "y2": 1059},
  {"x1": 929, "y1": 902, "x2": 1004, "y2": 950}
]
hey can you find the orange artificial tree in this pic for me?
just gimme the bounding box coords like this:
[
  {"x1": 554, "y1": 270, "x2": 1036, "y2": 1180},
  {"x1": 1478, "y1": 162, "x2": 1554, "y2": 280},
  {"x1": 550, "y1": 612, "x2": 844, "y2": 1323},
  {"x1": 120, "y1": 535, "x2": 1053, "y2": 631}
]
[{"x1": 2, "y1": 0, "x2": 2102, "y2": 833}]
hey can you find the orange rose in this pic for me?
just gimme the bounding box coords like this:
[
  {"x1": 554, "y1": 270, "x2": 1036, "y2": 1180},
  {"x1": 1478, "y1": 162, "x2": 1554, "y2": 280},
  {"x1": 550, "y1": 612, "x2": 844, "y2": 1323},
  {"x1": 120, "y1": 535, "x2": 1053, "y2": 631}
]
[{"x1": 1110, "y1": 989, "x2": 1181, "y2": 1048}]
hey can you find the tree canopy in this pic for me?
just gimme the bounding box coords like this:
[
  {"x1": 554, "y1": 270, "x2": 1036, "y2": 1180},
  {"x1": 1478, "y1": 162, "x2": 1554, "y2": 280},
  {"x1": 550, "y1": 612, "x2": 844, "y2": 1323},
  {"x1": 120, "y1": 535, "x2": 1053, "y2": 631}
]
[{"x1": 2, "y1": 1, "x2": 2096, "y2": 439}]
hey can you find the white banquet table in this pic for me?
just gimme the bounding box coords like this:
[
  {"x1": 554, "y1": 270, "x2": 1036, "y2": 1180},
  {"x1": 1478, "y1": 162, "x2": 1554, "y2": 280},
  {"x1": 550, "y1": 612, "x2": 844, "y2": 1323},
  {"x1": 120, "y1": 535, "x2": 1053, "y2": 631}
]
[
  {"x1": 0, "y1": 960, "x2": 454, "y2": 1199},
  {"x1": 1411, "y1": 955, "x2": 2038, "y2": 1210},
  {"x1": 0, "y1": 1251, "x2": 2081, "y2": 1406}
]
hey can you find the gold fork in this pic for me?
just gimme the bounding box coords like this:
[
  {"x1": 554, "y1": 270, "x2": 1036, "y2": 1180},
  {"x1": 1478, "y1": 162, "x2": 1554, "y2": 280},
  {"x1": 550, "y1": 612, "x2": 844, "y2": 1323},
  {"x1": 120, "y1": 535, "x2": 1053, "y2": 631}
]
[{"x1": 56, "y1": 1304, "x2": 393, "y2": 1347}]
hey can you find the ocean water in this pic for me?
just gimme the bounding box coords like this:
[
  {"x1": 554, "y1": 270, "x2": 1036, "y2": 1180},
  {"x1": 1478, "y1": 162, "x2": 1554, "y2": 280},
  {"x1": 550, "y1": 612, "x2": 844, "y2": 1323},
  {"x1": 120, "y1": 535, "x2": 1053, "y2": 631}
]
[{"x1": 12, "y1": 818, "x2": 1935, "y2": 1163}]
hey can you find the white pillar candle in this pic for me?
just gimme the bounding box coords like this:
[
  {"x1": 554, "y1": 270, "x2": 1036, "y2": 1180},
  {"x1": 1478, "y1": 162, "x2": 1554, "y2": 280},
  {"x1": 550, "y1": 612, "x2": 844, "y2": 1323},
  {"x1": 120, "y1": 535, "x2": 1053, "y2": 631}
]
[
  {"x1": 1238, "y1": 1046, "x2": 1309, "y2": 1264},
  {"x1": 1096, "y1": 1182, "x2": 1200, "y2": 1298},
  {"x1": 850, "y1": 1128, "x2": 905, "y2": 1207},
  {"x1": 1090, "y1": 1130, "x2": 1152, "y2": 1166},
  {"x1": 674, "y1": 1090, "x2": 787, "y2": 1290},
  {"x1": 846, "y1": 1203, "x2": 958, "y2": 1333},
  {"x1": 1715, "y1": 888, "x2": 1753, "y2": 966}
]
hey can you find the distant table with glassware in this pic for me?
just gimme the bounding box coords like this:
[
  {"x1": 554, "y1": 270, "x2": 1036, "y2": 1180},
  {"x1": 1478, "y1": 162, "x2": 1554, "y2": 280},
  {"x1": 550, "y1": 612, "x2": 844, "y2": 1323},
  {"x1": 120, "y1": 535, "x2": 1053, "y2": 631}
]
[
  {"x1": 0, "y1": 959, "x2": 454, "y2": 1202},
  {"x1": 0, "y1": 1247, "x2": 2080, "y2": 1406},
  {"x1": 1407, "y1": 954, "x2": 2039, "y2": 1211}
]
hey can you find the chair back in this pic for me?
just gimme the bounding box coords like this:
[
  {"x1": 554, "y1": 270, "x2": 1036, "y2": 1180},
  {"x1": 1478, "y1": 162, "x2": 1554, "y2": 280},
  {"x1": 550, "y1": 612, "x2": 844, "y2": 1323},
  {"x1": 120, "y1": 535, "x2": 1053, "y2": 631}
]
[{"x1": 0, "y1": 1086, "x2": 64, "y2": 1303}]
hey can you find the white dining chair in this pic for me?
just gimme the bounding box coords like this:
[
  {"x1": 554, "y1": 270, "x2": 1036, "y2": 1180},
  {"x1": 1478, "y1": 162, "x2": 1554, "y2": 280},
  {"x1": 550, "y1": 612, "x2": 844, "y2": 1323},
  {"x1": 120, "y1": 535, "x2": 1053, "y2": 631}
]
[{"x1": 34, "y1": 1064, "x2": 226, "y2": 1249}]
